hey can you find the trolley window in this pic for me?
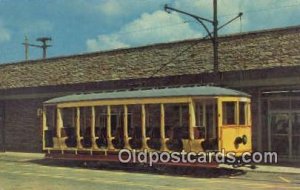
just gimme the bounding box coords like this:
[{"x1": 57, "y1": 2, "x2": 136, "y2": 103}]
[
  {"x1": 222, "y1": 102, "x2": 237, "y2": 125},
  {"x1": 239, "y1": 102, "x2": 246, "y2": 125}
]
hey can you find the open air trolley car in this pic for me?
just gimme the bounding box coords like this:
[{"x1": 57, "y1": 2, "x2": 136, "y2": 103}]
[{"x1": 42, "y1": 86, "x2": 252, "y2": 167}]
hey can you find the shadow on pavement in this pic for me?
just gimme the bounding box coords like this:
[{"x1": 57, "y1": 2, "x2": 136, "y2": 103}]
[{"x1": 29, "y1": 158, "x2": 246, "y2": 178}]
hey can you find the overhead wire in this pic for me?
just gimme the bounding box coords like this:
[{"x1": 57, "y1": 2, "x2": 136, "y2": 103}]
[
  {"x1": 148, "y1": 1, "x2": 300, "y2": 77},
  {"x1": 219, "y1": 2, "x2": 300, "y2": 17},
  {"x1": 108, "y1": 2, "x2": 300, "y2": 37}
]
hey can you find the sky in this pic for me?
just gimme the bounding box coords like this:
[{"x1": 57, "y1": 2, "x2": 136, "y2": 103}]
[{"x1": 0, "y1": 0, "x2": 299, "y2": 64}]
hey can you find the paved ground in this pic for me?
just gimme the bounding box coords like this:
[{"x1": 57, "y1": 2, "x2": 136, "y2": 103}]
[
  {"x1": 0, "y1": 152, "x2": 299, "y2": 190},
  {"x1": 220, "y1": 163, "x2": 300, "y2": 174}
]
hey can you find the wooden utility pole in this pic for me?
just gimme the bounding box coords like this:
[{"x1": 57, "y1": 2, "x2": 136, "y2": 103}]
[
  {"x1": 24, "y1": 36, "x2": 29, "y2": 60},
  {"x1": 37, "y1": 37, "x2": 52, "y2": 59},
  {"x1": 22, "y1": 36, "x2": 52, "y2": 60}
]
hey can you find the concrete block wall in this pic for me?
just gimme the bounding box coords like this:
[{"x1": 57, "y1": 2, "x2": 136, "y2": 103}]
[{"x1": 4, "y1": 99, "x2": 44, "y2": 152}]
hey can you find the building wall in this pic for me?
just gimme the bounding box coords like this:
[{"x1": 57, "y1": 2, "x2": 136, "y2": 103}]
[
  {"x1": 0, "y1": 26, "x2": 299, "y2": 90},
  {"x1": 4, "y1": 99, "x2": 44, "y2": 152},
  {"x1": 0, "y1": 26, "x2": 299, "y2": 154},
  {"x1": 0, "y1": 101, "x2": 5, "y2": 152},
  {"x1": 249, "y1": 92, "x2": 259, "y2": 151}
]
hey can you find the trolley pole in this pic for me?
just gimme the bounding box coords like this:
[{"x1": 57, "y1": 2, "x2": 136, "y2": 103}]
[{"x1": 164, "y1": 1, "x2": 242, "y2": 75}]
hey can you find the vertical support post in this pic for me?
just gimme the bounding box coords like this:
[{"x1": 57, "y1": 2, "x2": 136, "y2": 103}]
[
  {"x1": 91, "y1": 106, "x2": 98, "y2": 149},
  {"x1": 42, "y1": 106, "x2": 47, "y2": 149},
  {"x1": 248, "y1": 100, "x2": 252, "y2": 151},
  {"x1": 217, "y1": 99, "x2": 223, "y2": 151},
  {"x1": 123, "y1": 105, "x2": 131, "y2": 149},
  {"x1": 56, "y1": 108, "x2": 63, "y2": 138},
  {"x1": 189, "y1": 101, "x2": 196, "y2": 140},
  {"x1": 160, "y1": 104, "x2": 166, "y2": 139},
  {"x1": 160, "y1": 104, "x2": 168, "y2": 151},
  {"x1": 248, "y1": 101, "x2": 252, "y2": 126},
  {"x1": 107, "y1": 105, "x2": 114, "y2": 150},
  {"x1": 141, "y1": 104, "x2": 148, "y2": 149},
  {"x1": 56, "y1": 108, "x2": 66, "y2": 149},
  {"x1": 76, "y1": 107, "x2": 82, "y2": 149}
]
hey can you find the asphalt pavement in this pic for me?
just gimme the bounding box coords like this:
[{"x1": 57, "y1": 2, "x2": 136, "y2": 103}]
[{"x1": 0, "y1": 152, "x2": 299, "y2": 190}]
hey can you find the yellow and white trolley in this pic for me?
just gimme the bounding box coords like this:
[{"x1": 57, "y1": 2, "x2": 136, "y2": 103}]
[{"x1": 42, "y1": 86, "x2": 252, "y2": 167}]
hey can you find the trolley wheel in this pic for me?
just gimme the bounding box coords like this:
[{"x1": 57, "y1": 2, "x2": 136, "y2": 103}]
[{"x1": 250, "y1": 164, "x2": 256, "y2": 169}]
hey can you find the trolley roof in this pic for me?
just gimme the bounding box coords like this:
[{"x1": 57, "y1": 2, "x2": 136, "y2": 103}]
[{"x1": 44, "y1": 86, "x2": 250, "y2": 105}]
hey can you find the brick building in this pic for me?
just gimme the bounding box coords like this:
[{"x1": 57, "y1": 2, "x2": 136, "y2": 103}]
[{"x1": 0, "y1": 26, "x2": 299, "y2": 161}]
